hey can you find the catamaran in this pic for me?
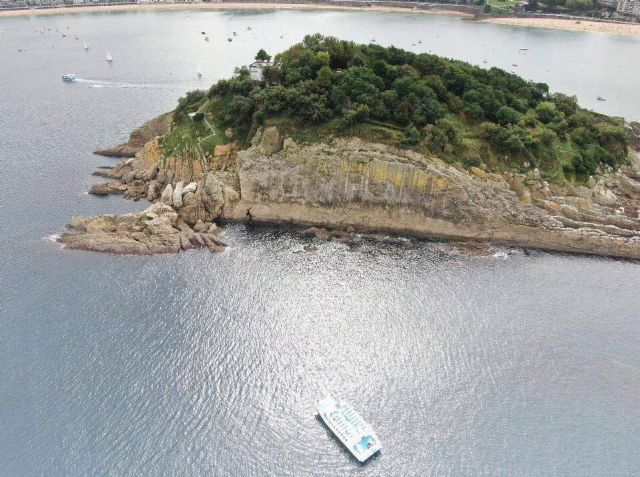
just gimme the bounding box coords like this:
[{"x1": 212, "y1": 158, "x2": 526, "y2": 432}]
[{"x1": 316, "y1": 395, "x2": 382, "y2": 463}]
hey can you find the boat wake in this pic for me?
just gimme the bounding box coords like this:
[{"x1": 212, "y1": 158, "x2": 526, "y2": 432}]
[{"x1": 75, "y1": 78, "x2": 170, "y2": 89}]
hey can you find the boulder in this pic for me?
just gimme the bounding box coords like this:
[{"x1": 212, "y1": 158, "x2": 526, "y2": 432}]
[
  {"x1": 173, "y1": 181, "x2": 184, "y2": 208},
  {"x1": 89, "y1": 183, "x2": 110, "y2": 196},
  {"x1": 182, "y1": 182, "x2": 198, "y2": 196},
  {"x1": 147, "y1": 180, "x2": 160, "y2": 201},
  {"x1": 160, "y1": 184, "x2": 173, "y2": 205},
  {"x1": 258, "y1": 126, "x2": 283, "y2": 156}
]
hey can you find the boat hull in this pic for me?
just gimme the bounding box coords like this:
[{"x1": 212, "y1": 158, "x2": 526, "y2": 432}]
[{"x1": 316, "y1": 396, "x2": 382, "y2": 463}]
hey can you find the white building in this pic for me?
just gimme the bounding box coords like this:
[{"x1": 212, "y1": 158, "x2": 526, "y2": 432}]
[{"x1": 249, "y1": 60, "x2": 270, "y2": 81}]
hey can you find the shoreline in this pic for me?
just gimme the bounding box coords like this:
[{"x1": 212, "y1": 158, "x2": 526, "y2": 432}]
[
  {"x1": 2, "y1": 2, "x2": 640, "y2": 37},
  {"x1": 0, "y1": 2, "x2": 472, "y2": 19},
  {"x1": 482, "y1": 16, "x2": 640, "y2": 37}
]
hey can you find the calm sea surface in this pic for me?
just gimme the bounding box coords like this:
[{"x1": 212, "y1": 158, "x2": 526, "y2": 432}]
[{"x1": 1, "y1": 9, "x2": 639, "y2": 476}]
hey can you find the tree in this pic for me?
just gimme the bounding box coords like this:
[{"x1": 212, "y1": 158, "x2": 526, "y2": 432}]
[
  {"x1": 496, "y1": 106, "x2": 520, "y2": 125},
  {"x1": 255, "y1": 49, "x2": 271, "y2": 62},
  {"x1": 484, "y1": 4, "x2": 492, "y2": 13}
]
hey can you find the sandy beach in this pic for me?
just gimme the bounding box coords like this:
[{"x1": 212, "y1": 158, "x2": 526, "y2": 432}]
[{"x1": 483, "y1": 16, "x2": 640, "y2": 37}]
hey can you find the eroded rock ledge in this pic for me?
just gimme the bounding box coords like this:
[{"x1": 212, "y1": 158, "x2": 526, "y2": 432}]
[
  {"x1": 61, "y1": 121, "x2": 640, "y2": 259},
  {"x1": 59, "y1": 203, "x2": 225, "y2": 255}
]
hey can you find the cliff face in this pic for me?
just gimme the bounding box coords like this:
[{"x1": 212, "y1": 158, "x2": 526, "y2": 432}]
[
  {"x1": 61, "y1": 123, "x2": 640, "y2": 259},
  {"x1": 94, "y1": 112, "x2": 174, "y2": 158},
  {"x1": 220, "y1": 130, "x2": 640, "y2": 258}
]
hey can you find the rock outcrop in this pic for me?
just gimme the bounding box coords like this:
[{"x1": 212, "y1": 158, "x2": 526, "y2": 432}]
[
  {"x1": 59, "y1": 203, "x2": 225, "y2": 255},
  {"x1": 94, "y1": 112, "x2": 173, "y2": 158},
  {"x1": 64, "y1": 122, "x2": 640, "y2": 259}
]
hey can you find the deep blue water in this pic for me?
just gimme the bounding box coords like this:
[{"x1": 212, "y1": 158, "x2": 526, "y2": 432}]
[{"x1": 1, "y1": 9, "x2": 639, "y2": 476}]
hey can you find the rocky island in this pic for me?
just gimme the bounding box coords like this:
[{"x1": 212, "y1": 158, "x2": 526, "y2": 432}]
[{"x1": 60, "y1": 35, "x2": 640, "y2": 259}]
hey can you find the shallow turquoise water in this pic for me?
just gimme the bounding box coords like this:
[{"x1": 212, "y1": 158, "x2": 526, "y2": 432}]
[{"x1": 1, "y1": 9, "x2": 639, "y2": 476}]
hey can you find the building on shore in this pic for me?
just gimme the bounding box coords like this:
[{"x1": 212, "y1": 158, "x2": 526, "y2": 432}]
[
  {"x1": 617, "y1": 0, "x2": 640, "y2": 17},
  {"x1": 249, "y1": 60, "x2": 270, "y2": 81}
]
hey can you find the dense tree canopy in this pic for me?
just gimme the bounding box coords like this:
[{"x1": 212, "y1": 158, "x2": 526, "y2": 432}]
[{"x1": 175, "y1": 35, "x2": 629, "y2": 181}]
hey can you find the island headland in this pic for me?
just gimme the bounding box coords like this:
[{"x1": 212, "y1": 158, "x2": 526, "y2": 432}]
[{"x1": 60, "y1": 35, "x2": 640, "y2": 259}]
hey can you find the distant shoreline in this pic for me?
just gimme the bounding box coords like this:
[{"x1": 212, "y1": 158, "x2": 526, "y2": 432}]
[
  {"x1": 2, "y1": 2, "x2": 639, "y2": 37},
  {"x1": 483, "y1": 16, "x2": 640, "y2": 36},
  {"x1": 0, "y1": 2, "x2": 472, "y2": 19}
]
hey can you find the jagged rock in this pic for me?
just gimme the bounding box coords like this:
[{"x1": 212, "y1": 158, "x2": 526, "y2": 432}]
[
  {"x1": 212, "y1": 143, "x2": 239, "y2": 170},
  {"x1": 94, "y1": 112, "x2": 174, "y2": 157},
  {"x1": 207, "y1": 223, "x2": 221, "y2": 235},
  {"x1": 147, "y1": 180, "x2": 160, "y2": 201},
  {"x1": 122, "y1": 171, "x2": 136, "y2": 184},
  {"x1": 258, "y1": 126, "x2": 283, "y2": 156},
  {"x1": 59, "y1": 202, "x2": 224, "y2": 255},
  {"x1": 193, "y1": 220, "x2": 208, "y2": 233},
  {"x1": 160, "y1": 184, "x2": 173, "y2": 205},
  {"x1": 108, "y1": 182, "x2": 127, "y2": 193},
  {"x1": 173, "y1": 181, "x2": 184, "y2": 208},
  {"x1": 89, "y1": 183, "x2": 110, "y2": 196}
]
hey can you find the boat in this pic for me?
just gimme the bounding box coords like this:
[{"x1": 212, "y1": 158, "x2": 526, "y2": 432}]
[
  {"x1": 316, "y1": 395, "x2": 382, "y2": 463},
  {"x1": 227, "y1": 37, "x2": 233, "y2": 42},
  {"x1": 62, "y1": 74, "x2": 77, "y2": 82},
  {"x1": 204, "y1": 36, "x2": 210, "y2": 42},
  {"x1": 106, "y1": 52, "x2": 113, "y2": 63},
  {"x1": 197, "y1": 65, "x2": 202, "y2": 78},
  {"x1": 597, "y1": 96, "x2": 606, "y2": 101},
  {"x1": 233, "y1": 31, "x2": 237, "y2": 36},
  {"x1": 519, "y1": 47, "x2": 528, "y2": 51},
  {"x1": 83, "y1": 41, "x2": 89, "y2": 50}
]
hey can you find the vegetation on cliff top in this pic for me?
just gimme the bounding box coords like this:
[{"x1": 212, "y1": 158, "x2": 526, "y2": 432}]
[{"x1": 170, "y1": 34, "x2": 629, "y2": 182}]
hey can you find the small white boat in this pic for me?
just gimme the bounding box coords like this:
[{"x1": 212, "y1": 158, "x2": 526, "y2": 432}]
[
  {"x1": 232, "y1": 31, "x2": 237, "y2": 36},
  {"x1": 106, "y1": 52, "x2": 113, "y2": 63},
  {"x1": 62, "y1": 74, "x2": 77, "y2": 82},
  {"x1": 83, "y1": 41, "x2": 89, "y2": 50},
  {"x1": 316, "y1": 395, "x2": 382, "y2": 463},
  {"x1": 197, "y1": 65, "x2": 202, "y2": 78}
]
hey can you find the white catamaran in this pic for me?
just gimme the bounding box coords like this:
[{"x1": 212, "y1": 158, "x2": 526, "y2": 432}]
[{"x1": 316, "y1": 395, "x2": 382, "y2": 463}]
